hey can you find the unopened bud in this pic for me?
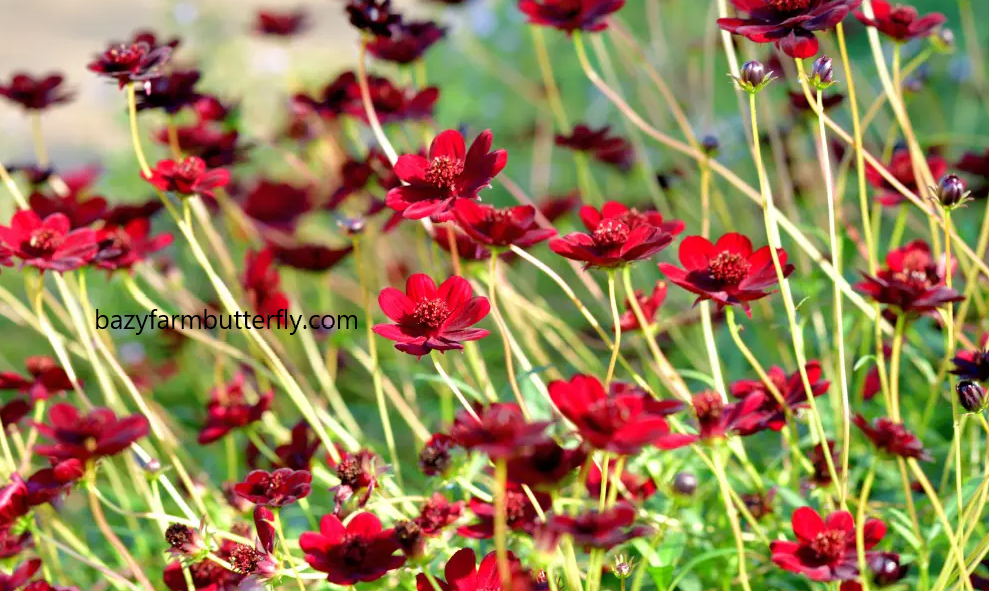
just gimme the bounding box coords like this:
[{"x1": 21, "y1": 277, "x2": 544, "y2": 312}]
[
  {"x1": 701, "y1": 135, "x2": 720, "y2": 157},
  {"x1": 613, "y1": 554, "x2": 635, "y2": 579},
  {"x1": 934, "y1": 174, "x2": 969, "y2": 208},
  {"x1": 958, "y1": 380, "x2": 987, "y2": 413},
  {"x1": 933, "y1": 28, "x2": 955, "y2": 53},
  {"x1": 810, "y1": 56, "x2": 835, "y2": 90},
  {"x1": 673, "y1": 471, "x2": 697, "y2": 496},
  {"x1": 735, "y1": 61, "x2": 774, "y2": 94}
]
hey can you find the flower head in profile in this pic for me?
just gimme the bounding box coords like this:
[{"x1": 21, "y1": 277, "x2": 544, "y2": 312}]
[
  {"x1": 415, "y1": 548, "x2": 535, "y2": 591},
  {"x1": 952, "y1": 338, "x2": 989, "y2": 382},
  {"x1": 198, "y1": 373, "x2": 274, "y2": 444},
  {"x1": 505, "y1": 439, "x2": 588, "y2": 487},
  {"x1": 373, "y1": 273, "x2": 490, "y2": 357},
  {"x1": 452, "y1": 201, "x2": 557, "y2": 249},
  {"x1": 717, "y1": 0, "x2": 862, "y2": 59},
  {"x1": 233, "y1": 469, "x2": 312, "y2": 507},
  {"x1": 853, "y1": 415, "x2": 932, "y2": 461},
  {"x1": 808, "y1": 440, "x2": 841, "y2": 488},
  {"x1": 34, "y1": 403, "x2": 149, "y2": 465},
  {"x1": 659, "y1": 232, "x2": 793, "y2": 316},
  {"x1": 449, "y1": 403, "x2": 551, "y2": 458},
  {"x1": 418, "y1": 434, "x2": 454, "y2": 476},
  {"x1": 655, "y1": 391, "x2": 770, "y2": 448},
  {"x1": 854, "y1": 1, "x2": 946, "y2": 42},
  {"x1": 135, "y1": 69, "x2": 202, "y2": 114},
  {"x1": 327, "y1": 449, "x2": 383, "y2": 514},
  {"x1": 255, "y1": 9, "x2": 309, "y2": 37},
  {"x1": 855, "y1": 239, "x2": 963, "y2": 316},
  {"x1": 556, "y1": 125, "x2": 634, "y2": 171},
  {"x1": 458, "y1": 484, "x2": 552, "y2": 539},
  {"x1": 386, "y1": 130, "x2": 508, "y2": 220},
  {"x1": 414, "y1": 493, "x2": 465, "y2": 536},
  {"x1": 0, "y1": 73, "x2": 73, "y2": 111},
  {"x1": 155, "y1": 122, "x2": 248, "y2": 168},
  {"x1": 299, "y1": 512, "x2": 405, "y2": 585},
  {"x1": 143, "y1": 157, "x2": 230, "y2": 199},
  {"x1": 519, "y1": 0, "x2": 626, "y2": 33},
  {"x1": 549, "y1": 202, "x2": 677, "y2": 269},
  {"x1": 0, "y1": 357, "x2": 72, "y2": 402},
  {"x1": 730, "y1": 361, "x2": 830, "y2": 433},
  {"x1": 430, "y1": 225, "x2": 492, "y2": 262},
  {"x1": 247, "y1": 420, "x2": 321, "y2": 471},
  {"x1": 87, "y1": 34, "x2": 173, "y2": 88},
  {"x1": 866, "y1": 148, "x2": 948, "y2": 207},
  {"x1": 343, "y1": 76, "x2": 439, "y2": 125},
  {"x1": 242, "y1": 249, "x2": 291, "y2": 323},
  {"x1": 0, "y1": 210, "x2": 97, "y2": 272},
  {"x1": 771, "y1": 507, "x2": 885, "y2": 581},
  {"x1": 28, "y1": 188, "x2": 106, "y2": 230},
  {"x1": 541, "y1": 503, "x2": 652, "y2": 550},
  {"x1": 367, "y1": 20, "x2": 446, "y2": 64},
  {"x1": 346, "y1": 0, "x2": 402, "y2": 37},
  {"x1": 93, "y1": 219, "x2": 174, "y2": 272},
  {"x1": 617, "y1": 280, "x2": 667, "y2": 331}
]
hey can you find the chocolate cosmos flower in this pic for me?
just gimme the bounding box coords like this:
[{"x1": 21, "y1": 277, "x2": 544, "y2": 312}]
[
  {"x1": 505, "y1": 440, "x2": 588, "y2": 487},
  {"x1": 93, "y1": 219, "x2": 174, "y2": 271},
  {"x1": 366, "y1": 21, "x2": 446, "y2": 64},
  {"x1": 854, "y1": 0, "x2": 946, "y2": 42},
  {"x1": 730, "y1": 361, "x2": 830, "y2": 434},
  {"x1": 0, "y1": 73, "x2": 73, "y2": 111},
  {"x1": 458, "y1": 484, "x2": 552, "y2": 538},
  {"x1": 717, "y1": 0, "x2": 862, "y2": 59},
  {"x1": 541, "y1": 503, "x2": 652, "y2": 550},
  {"x1": 855, "y1": 240, "x2": 963, "y2": 316},
  {"x1": 853, "y1": 414, "x2": 933, "y2": 461},
  {"x1": 556, "y1": 125, "x2": 634, "y2": 171},
  {"x1": 866, "y1": 148, "x2": 948, "y2": 207},
  {"x1": 0, "y1": 211, "x2": 98, "y2": 272},
  {"x1": 233, "y1": 469, "x2": 312, "y2": 506},
  {"x1": 87, "y1": 35, "x2": 173, "y2": 88},
  {"x1": 34, "y1": 403, "x2": 149, "y2": 465},
  {"x1": 771, "y1": 507, "x2": 885, "y2": 581},
  {"x1": 617, "y1": 280, "x2": 667, "y2": 331},
  {"x1": 449, "y1": 402, "x2": 551, "y2": 458},
  {"x1": 136, "y1": 70, "x2": 202, "y2": 114},
  {"x1": 299, "y1": 512, "x2": 406, "y2": 585},
  {"x1": 519, "y1": 0, "x2": 626, "y2": 33},
  {"x1": 0, "y1": 357, "x2": 72, "y2": 402},
  {"x1": 549, "y1": 203, "x2": 676, "y2": 269},
  {"x1": 198, "y1": 374, "x2": 274, "y2": 444},
  {"x1": 415, "y1": 548, "x2": 535, "y2": 591},
  {"x1": 255, "y1": 9, "x2": 309, "y2": 37},
  {"x1": 452, "y1": 200, "x2": 557, "y2": 249},
  {"x1": 142, "y1": 157, "x2": 230, "y2": 199}
]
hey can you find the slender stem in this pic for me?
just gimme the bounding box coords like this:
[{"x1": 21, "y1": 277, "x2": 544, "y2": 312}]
[
  {"x1": 431, "y1": 353, "x2": 480, "y2": 420},
  {"x1": 620, "y1": 268, "x2": 687, "y2": 399},
  {"x1": 356, "y1": 38, "x2": 398, "y2": 165},
  {"x1": 856, "y1": 459, "x2": 878, "y2": 591},
  {"x1": 889, "y1": 314, "x2": 906, "y2": 422},
  {"x1": 605, "y1": 271, "x2": 622, "y2": 388},
  {"x1": 711, "y1": 450, "x2": 752, "y2": 591},
  {"x1": 126, "y1": 83, "x2": 151, "y2": 177},
  {"x1": 273, "y1": 511, "x2": 307, "y2": 591},
  {"x1": 489, "y1": 255, "x2": 529, "y2": 417},
  {"x1": 908, "y1": 459, "x2": 975, "y2": 591},
  {"x1": 30, "y1": 113, "x2": 50, "y2": 167},
  {"x1": 493, "y1": 458, "x2": 512, "y2": 591},
  {"x1": 87, "y1": 482, "x2": 155, "y2": 591}
]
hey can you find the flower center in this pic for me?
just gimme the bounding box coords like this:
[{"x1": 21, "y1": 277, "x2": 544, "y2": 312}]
[
  {"x1": 810, "y1": 529, "x2": 847, "y2": 562},
  {"x1": 340, "y1": 535, "x2": 368, "y2": 566},
  {"x1": 412, "y1": 298, "x2": 450, "y2": 329},
  {"x1": 586, "y1": 398, "x2": 630, "y2": 433},
  {"x1": 176, "y1": 157, "x2": 205, "y2": 180},
  {"x1": 692, "y1": 391, "x2": 725, "y2": 422},
  {"x1": 228, "y1": 544, "x2": 263, "y2": 574},
  {"x1": 616, "y1": 209, "x2": 648, "y2": 228},
  {"x1": 336, "y1": 457, "x2": 363, "y2": 487},
  {"x1": 504, "y1": 491, "x2": 528, "y2": 525},
  {"x1": 29, "y1": 228, "x2": 63, "y2": 254},
  {"x1": 393, "y1": 520, "x2": 421, "y2": 550},
  {"x1": 484, "y1": 208, "x2": 514, "y2": 224},
  {"x1": 266, "y1": 471, "x2": 285, "y2": 493},
  {"x1": 708, "y1": 251, "x2": 750, "y2": 285},
  {"x1": 765, "y1": 0, "x2": 812, "y2": 11},
  {"x1": 106, "y1": 43, "x2": 147, "y2": 67},
  {"x1": 165, "y1": 524, "x2": 192, "y2": 549},
  {"x1": 424, "y1": 156, "x2": 464, "y2": 190},
  {"x1": 593, "y1": 220, "x2": 630, "y2": 246}
]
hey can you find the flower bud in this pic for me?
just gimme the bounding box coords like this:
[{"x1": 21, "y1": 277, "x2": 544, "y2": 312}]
[
  {"x1": 613, "y1": 554, "x2": 635, "y2": 579},
  {"x1": 701, "y1": 135, "x2": 720, "y2": 157},
  {"x1": 957, "y1": 380, "x2": 987, "y2": 413},
  {"x1": 933, "y1": 28, "x2": 955, "y2": 53},
  {"x1": 736, "y1": 60, "x2": 774, "y2": 94},
  {"x1": 935, "y1": 174, "x2": 969, "y2": 208},
  {"x1": 672, "y1": 471, "x2": 697, "y2": 496},
  {"x1": 810, "y1": 56, "x2": 835, "y2": 90}
]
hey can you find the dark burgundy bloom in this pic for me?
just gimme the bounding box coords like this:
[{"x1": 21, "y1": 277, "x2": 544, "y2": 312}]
[
  {"x1": 0, "y1": 211, "x2": 97, "y2": 272},
  {"x1": 458, "y1": 484, "x2": 552, "y2": 538},
  {"x1": 242, "y1": 248, "x2": 291, "y2": 323},
  {"x1": 538, "y1": 192, "x2": 581, "y2": 223},
  {"x1": 0, "y1": 73, "x2": 73, "y2": 111},
  {"x1": 770, "y1": 507, "x2": 885, "y2": 581},
  {"x1": 556, "y1": 125, "x2": 634, "y2": 171},
  {"x1": 373, "y1": 273, "x2": 491, "y2": 357},
  {"x1": 93, "y1": 218, "x2": 173, "y2": 271},
  {"x1": 0, "y1": 400, "x2": 31, "y2": 434},
  {"x1": 0, "y1": 357, "x2": 71, "y2": 401},
  {"x1": 28, "y1": 190, "x2": 106, "y2": 230},
  {"x1": 519, "y1": 0, "x2": 626, "y2": 32},
  {"x1": 346, "y1": 0, "x2": 402, "y2": 37},
  {"x1": 414, "y1": 493, "x2": 465, "y2": 536},
  {"x1": 431, "y1": 226, "x2": 492, "y2": 262},
  {"x1": 419, "y1": 433, "x2": 454, "y2": 476},
  {"x1": 387, "y1": 130, "x2": 508, "y2": 220},
  {"x1": 957, "y1": 148, "x2": 989, "y2": 197},
  {"x1": 34, "y1": 403, "x2": 149, "y2": 464},
  {"x1": 855, "y1": 239, "x2": 963, "y2": 316},
  {"x1": 505, "y1": 440, "x2": 588, "y2": 487},
  {"x1": 143, "y1": 157, "x2": 229, "y2": 199},
  {"x1": 617, "y1": 280, "x2": 667, "y2": 331},
  {"x1": 548, "y1": 374, "x2": 684, "y2": 454},
  {"x1": 136, "y1": 70, "x2": 202, "y2": 114},
  {"x1": 165, "y1": 523, "x2": 205, "y2": 557},
  {"x1": 866, "y1": 148, "x2": 949, "y2": 207},
  {"x1": 730, "y1": 361, "x2": 830, "y2": 433},
  {"x1": 156, "y1": 122, "x2": 248, "y2": 168},
  {"x1": 87, "y1": 35, "x2": 173, "y2": 88},
  {"x1": 344, "y1": 76, "x2": 439, "y2": 125},
  {"x1": 841, "y1": 553, "x2": 909, "y2": 590},
  {"x1": 233, "y1": 468, "x2": 312, "y2": 506},
  {"x1": 743, "y1": 487, "x2": 777, "y2": 520},
  {"x1": 0, "y1": 477, "x2": 29, "y2": 532},
  {"x1": 586, "y1": 462, "x2": 657, "y2": 501},
  {"x1": 809, "y1": 440, "x2": 841, "y2": 487},
  {"x1": 268, "y1": 242, "x2": 353, "y2": 272},
  {"x1": 253, "y1": 506, "x2": 275, "y2": 555},
  {"x1": 367, "y1": 21, "x2": 446, "y2": 64},
  {"x1": 292, "y1": 72, "x2": 358, "y2": 121},
  {"x1": 452, "y1": 200, "x2": 557, "y2": 249},
  {"x1": 449, "y1": 403, "x2": 551, "y2": 458},
  {"x1": 654, "y1": 391, "x2": 769, "y2": 448},
  {"x1": 101, "y1": 199, "x2": 163, "y2": 226},
  {"x1": 853, "y1": 415, "x2": 932, "y2": 461},
  {"x1": 0, "y1": 530, "x2": 31, "y2": 559},
  {"x1": 952, "y1": 344, "x2": 989, "y2": 382},
  {"x1": 247, "y1": 421, "x2": 320, "y2": 471},
  {"x1": 300, "y1": 512, "x2": 406, "y2": 585},
  {"x1": 164, "y1": 558, "x2": 241, "y2": 591},
  {"x1": 0, "y1": 559, "x2": 40, "y2": 591},
  {"x1": 717, "y1": 0, "x2": 861, "y2": 59},
  {"x1": 197, "y1": 373, "x2": 274, "y2": 444},
  {"x1": 255, "y1": 9, "x2": 309, "y2": 37},
  {"x1": 549, "y1": 204, "x2": 676, "y2": 269},
  {"x1": 659, "y1": 232, "x2": 794, "y2": 316},
  {"x1": 227, "y1": 542, "x2": 277, "y2": 577},
  {"x1": 416, "y1": 548, "x2": 538, "y2": 591},
  {"x1": 327, "y1": 449, "x2": 382, "y2": 514},
  {"x1": 542, "y1": 503, "x2": 652, "y2": 550},
  {"x1": 788, "y1": 91, "x2": 845, "y2": 113},
  {"x1": 854, "y1": 0, "x2": 945, "y2": 42},
  {"x1": 242, "y1": 180, "x2": 311, "y2": 231}
]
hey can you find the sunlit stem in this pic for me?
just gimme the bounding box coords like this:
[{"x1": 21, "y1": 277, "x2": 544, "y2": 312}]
[
  {"x1": 908, "y1": 459, "x2": 975, "y2": 591},
  {"x1": 711, "y1": 449, "x2": 751, "y2": 591},
  {"x1": 944, "y1": 210, "x2": 964, "y2": 538},
  {"x1": 273, "y1": 510, "x2": 307, "y2": 591},
  {"x1": 856, "y1": 458, "x2": 878, "y2": 591},
  {"x1": 493, "y1": 458, "x2": 512, "y2": 591},
  {"x1": 431, "y1": 353, "x2": 480, "y2": 420},
  {"x1": 357, "y1": 38, "x2": 398, "y2": 165},
  {"x1": 889, "y1": 314, "x2": 906, "y2": 421},
  {"x1": 30, "y1": 114, "x2": 50, "y2": 167},
  {"x1": 489, "y1": 254, "x2": 529, "y2": 417},
  {"x1": 87, "y1": 480, "x2": 155, "y2": 591},
  {"x1": 604, "y1": 270, "x2": 621, "y2": 388},
  {"x1": 126, "y1": 83, "x2": 152, "y2": 177}
]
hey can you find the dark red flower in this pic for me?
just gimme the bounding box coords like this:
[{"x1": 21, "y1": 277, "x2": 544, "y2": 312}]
[
  {"x1": 93, "y1": 218, "x2": 173, "y2": 271},
  {"x1": 952, "y1": 343, "x2": 989, "y2": 382},
  {"x1": 743, "y1": 487, "x2": 777, "y2": 520},
  {"x1": 586, "y1": 462, "x2": 657, "y2": 501},
  {"x1": 346, "y1": 0, "x2": 402, "y2": 37},
  {"x1": 842, "y1": 552, "x2": 909, "y2": 589},
  {"x1": 0, "y1": 559, "x2": 40, "y2": 591},
  {"x1": 417, "y1": 547, "x2": 538, "y2": 591},
  {"x1": 292, "y1": 72, "x2": 358, "y2": 121},
  {"x1": 367, "y1": 20, "x2": 446, "y2": 64},
  {"x1": 419, "y1": 433, "x2": 454, "y2": 476},
  {"x1": 505, "y1": 440, "x2": 588, "y2": 487},
  {"x1": 449, "y1": 403, "x2": 551, "y2": 458},
  {"x1": 452, "y1": 200, "x2": 557, "y2": 249},
  {"x1": 717, "y1": 0, "x2": 861, "y2": 59},
  {"x1": 730, "y1": 361, "x2": 830, "y2": 433},
  {"x1": 957, "y1": 148, "x2": 989, "y2": 197},
  {"x1": 659, "y1": 232, "x2": 794, "y2": 316},
  {"x1": 549, "y1": 207, "x2": 675, "y2": 269},
  {"x1": 0, "y1": 210, "x2": 96, "y2": 272},
  {"x1": 617, "y1": 280, "x2": 667, "y2": 331},
  {"x1": 0, "y1": 477, "x2": 28, "y2": 532},
  {"x1": 0, "y1": 530, "x2": 31, "y2": 559},
  {"x1": 155, "y1": 122, "x2": 248, "y2": 168},
  {"x1": 34, "y1": 403, "x2": 149, "y2": 464},
  {"x1": 655, "y1": 391, "x2": 769, "y2": 448},
  {"x1": 195, "y1": 95, "x2": 236, "y2": 123},
  {"x1": 0, "y1": 400, "x2": 31, "y2": 434},
  {"x1": 414, "y1": 493, "x2": 465, "y2": 536},
  {"x1": 387, "y1": 130, "x2": 507, "y2": 220},
  {"x1": 431, "y1": 226, "x2": 492, "y2": 262},
  {"x1": 853, "y1": 414, "x2": 932, "y2": 461},
  {"x1": 256, "y1": 9, "x2": 309, "y2": 37},
  {"x1": 300, "y1": 512, "x2": 406, "y2": 585},
  {"x1": 242, "y1": 180, "x2": 311, "y2": 231},
  {"x1": 580, "y1": 202, "x2": 685, "y2": 238},
  {"x1": 556, "y1": 125, "x2": 634, "y2": 171},
  {"x1": 866, "y1": 148, "x2": 949, "y2": 207},
  {"x1": 541, "y1": 503, "x2": 652, "y2": 550},
  {"x1": 164, "y1": 558, "x2": 240, "y2": 591},
  {"x1": 136, "y1": 69, "x2": 202, "y2": 114},
  {"x1": 373, "y1": 273, "x2": 491, "y2": 357},
  {"x1": 197, "y1": 373, "x2": 274, "y2": 444},
  {"x1": 327, "y1": 449, "x2": 382, "y2": 514},
  {"x1": 267, "y1": 242, "x2": 353, "y2": 273},
  {"x1": 771, "y1": 507, "x2": 885, "y2": 581},
  {"x1": 227, "y1": 542, "x2": 278, "y2": 577},
  {"x1": 143, "y1": 157, "x2": 229, "y2": 199},
  {"x1": 23, "y1": 581, "x2": 79, "y2": 591},
  {"x1": 538, "y1": 192, "x2": 581, "y2": 223},
  {"x1": 458, "y1": 484, "x2": 552, "y2": 538},
  {"x1": 87, "y1": 35, "x2": 173, "y2": 88},
  {"x1": 101, "y1": 199, "x2": 163, "y2": 226},
  {"x1": 808, "y1": 440, "x2": 841, "y2": 488},
  {"x1": 344, "y1": 76, "x2": 439, "y2": 126},
  {"x1": 519, "y1": 0, "x2": 626, "y2": 32},
  {"x1": 855, "y1": 239, "x2": 963, "y2": 315},
  {"x1": 28, "y1": 191, "x2": 106, "y2": 230},
  {"x1": 854, "y1": 0, "x2": 945, "y2": 42},
  {"x1": 233, "y1": 468, "x2": 312, "y2": 506},
  {"x1": 0, "y1": 73, "x2": 73, "y2": 111},
  {"x1": 549, "y1": 374, "x2": 684, "y2": 454},
  {"x1": 0, "y1": 357, "x2": 71, "y2": 402},
  {"x1": 247, "y1": 421, "x2": 320, "y2": 471},
  {"x1": 788, "y1": 91, "x2": 845, "y2": 113},
  {"x1": 243, "y1": 248, "x2": 291, "y2": 322}
]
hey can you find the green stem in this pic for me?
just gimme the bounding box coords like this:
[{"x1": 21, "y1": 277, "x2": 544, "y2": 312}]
[
  {"x1": 493, "y1": 458, "x2": 512, "y2": 591},
  {"x1": 711, "y1": 450, "x2": 751, "y2": 591},
  {"x1": 605, "y1": 271, "x2": 622, "y2": 388}
]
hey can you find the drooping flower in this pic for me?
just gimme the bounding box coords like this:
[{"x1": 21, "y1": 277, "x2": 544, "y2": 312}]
[
  {"x1": 247, "y1": 421, "x2": 320, "y2": 471},
  {"x1": 345, "y1": 0, "x2": 402, "y2": 37},
  {"x1": 386, "y1": 130, "x2": 508, "y2": 220},
  {"x1": 452, "y1": 201, "x2": 557, "y2": 249},
  {"x1": 299, "y1": 512, "x2": 406, "y2": 585},
  {"x1": 34, "y1": 403, "x2": 149, "y2": 464},
  {"x1": 853, "y1": 0, "x2": 946, "y2": 42},
  {"x1": 269, "y1": 242, "x2": 353, "y2": 272},
  {"x1": 952, "y1": 342, "x2": 989, "y2": 383},
  {"x1": 866, "y1": 148, "x2": 949, "y2": 207},
  {"x1": 549, "y1": 203, "x2": 676, "y2": 269},
  {"x1": 255, "y1": 9, "x2": 309, "y2": 37},
  {"x1": 197, "y1": 373, "x2": 274, "y2": 444},
  {"x1": 233, "y1": 469, "x2": 312, "y2": 506},
  {"x1": 658, "y1": 232, "x2": 793, "y2": 316},
  {"x1": 327, "y1": 449, "x2": 382, "y2": 514},
  {"x1": 505, "y1": 439, "x2": 588, "y2": 487},
  {"x1": 556, "y1": 125, "x2": 634, "y2": 171},
  {"x1": 458, "y1": 484, "x2": 552, "y2": 538},
  {"x1": 373, "y1": 273, "x2": 491, "y2": 357},
  {"x1": 770, "y1": 507, "x2": 885, "y2": 581},
  {"x1": 616, "y1": 281, "x2": 667, "y2": 331},
  {"x1": 93, "y1": 218, "x2": 174, "y2": 272},
  {"x1": 853, "y1": 415, "x2": 932, "y2": 461},
  {"x1": 541, "y1": 503, "x2": 652, "y2": 550},
  {"x1": 143, "y1": 157, "x2": 230, "y2": 198},
  {"x1": 717, "y1": 0, "x2": 862, "y2": 59},
  {"x1": 0, "y1": 73, "x2": 73, "y2": 111},
  {"x1": 367, "y1": 21, "x2": 446, "y2": 64},
  {"x1": 0, "y1": 357, "x2": 72, "y2": 402},
  {"x1": 135, "y1": 70, "x2": 202, "y2": 114},
  {"x1": 0, "y1": 211, "x2": 97, "y2": 272},
  {"x1": 242, "y1": 249, "x2": 291, "y2": 322},
  {"x1": 87, "y1": 34, "x2": 173, "y2": 88},
  {"x1": 449, "y1": 403, "x2": 551, "y2": 458},
  {"x1": 518, "y1": 0, "x2": 626, "y2": 33},
  {"x1": 855, "y1": 239, "x2": 963, "y2": 316},
  {"x1": 414, "y1": 493, "x2": 465, "y2": 536},
  {"x1": 729, "y1": 361, "x2": 830, "y2": 433},
  {"x1": 343, "y1": 76, "x2": 439, "y2": 125},
  {"x1": 548, "y1": 374, "x2": 685, "y2": 455}
]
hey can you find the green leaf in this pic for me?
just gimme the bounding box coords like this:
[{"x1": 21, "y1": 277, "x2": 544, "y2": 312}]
[
  {"x1": 854, "y1": 355, "x2": 877, "y2": 372},
  {"x1": 775, "y1": 486, "x2": 809, "y2": 509},
  {"x1": 412, "y1": 374, "x2": 484, "y2": 402},
  {"x1": 676, "y1": 368, "x2": 718, "y2": 390}
]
